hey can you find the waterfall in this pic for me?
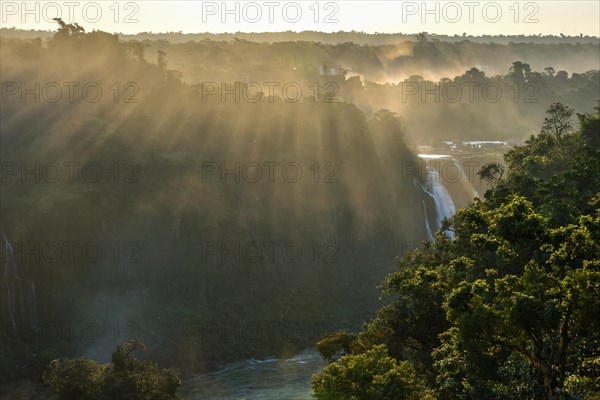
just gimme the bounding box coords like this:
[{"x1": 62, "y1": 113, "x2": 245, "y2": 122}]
[
  {"x1": 2, "y1": 235, "x2": 18, "y2": 332},
  {"x1": 30, "y1": 279, "x2": 39, "y2": 330},
  {"x1": 414, "y1": 169, "x2": 457, "y2": 239},
  {"x1": 421, "y1": 200, "x2": 434, "y2": 239},
  {"x1": 425, "y1": 169, "x2": 456, "y2": 235},
  {"x1": 2, "y1": 234, "x2": 40, "y2": 332}
]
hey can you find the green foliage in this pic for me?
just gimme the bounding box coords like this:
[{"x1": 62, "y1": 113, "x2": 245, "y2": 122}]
[
  {"x1": 477, "y1": 162, "x2": 504, "y2": 184},
  {"x1": 313, "y1": 103, "x2": 600, "y2": 399},
  {"x1": 52, "y1": 18, "x2": 85, "y2": 39},
  {"x1": 311, "y1": 345, "x2": 428, "y2": 400},
  {"x1": 541, "y1": 102, "x2": 574, "y2": 141},
  {"x1": 579, "y1": 104, "x2": 600, "y2": 149},
  {"x1": 563, "y1": 356, "x2": 600, "y2": 400},
  {"x1": 43, "y1": 359, "x2": 106, "y2": 400},
  {"x1": 2, "y1": 20, "x2": 599, "y2": 397},
  {"x1": 43, "y1": 339, "x2": 181, "y2": 400},
  {"x1": 487, "y1": 102, "x2": 600, "y2": 226},
  {"x1": 316, "y1": 332, "x2": 358, "y2": 362}
]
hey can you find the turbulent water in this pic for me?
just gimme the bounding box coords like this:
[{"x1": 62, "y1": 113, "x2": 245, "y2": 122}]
[{"x1": 182, "y1": 349, "x2": 324, "y2": 400}]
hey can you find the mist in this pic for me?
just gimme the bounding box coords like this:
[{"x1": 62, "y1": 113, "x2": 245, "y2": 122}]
[{"x1": 1, "y1": 15, "x2": 599, "y2": 400}]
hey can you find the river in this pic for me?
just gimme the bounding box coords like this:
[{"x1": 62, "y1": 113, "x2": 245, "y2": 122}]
[
  {"x1": 181, "y1": 140, "x2": 512, "y2": 399},
  {"x1": 182, "y1": 349, "x2": 324, "y2": 400}
]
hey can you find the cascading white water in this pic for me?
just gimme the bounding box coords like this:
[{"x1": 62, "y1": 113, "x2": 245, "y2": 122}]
[
  {"x1": 414, "y1": 168, "x2": 456, "y2": 239},
  {"x1": 425, "y1": 169, "x2": 456, "y2": 237}
]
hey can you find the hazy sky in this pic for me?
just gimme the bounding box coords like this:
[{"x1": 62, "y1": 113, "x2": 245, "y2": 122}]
[{"x1": 1, "y1": 1, "x2": 599, "y2": 36}]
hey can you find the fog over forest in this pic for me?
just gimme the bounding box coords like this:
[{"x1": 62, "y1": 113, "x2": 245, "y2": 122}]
[{"x1": 1, "y1": 3, "x2": 599, "y2": 399}]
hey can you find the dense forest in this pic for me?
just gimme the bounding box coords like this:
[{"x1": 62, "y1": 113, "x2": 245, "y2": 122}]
[
  {"x1": 5, "y1": 27, "x2": 598, "y2": 142},
  {"x1": 1, "y1": 22, "x2": 429, "y2": 389},
  {"x1": 0, "y1": 21, "x2": 599, "y2": 400},
  {"x1": 129, "y1": 37, "x2": 599, "y2": 141},
  {"x1": 312, "y1": 103, "x2": 600, "y2": 399},
  {"x1": 3, "y1": 28, "x2": 599, "y2": 44}
]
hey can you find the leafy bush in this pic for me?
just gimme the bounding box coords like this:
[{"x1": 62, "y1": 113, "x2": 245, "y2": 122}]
[
  {"x1": 43, "y1": 339, "x2": 180, "y2": 400},
  {"x1": 312, "y1": 345, "x2": 428, "y2": 400}
]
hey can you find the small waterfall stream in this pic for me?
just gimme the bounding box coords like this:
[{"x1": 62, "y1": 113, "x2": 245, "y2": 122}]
[
  {"x1": 3, "y1": 235, "x2": 18, "y2": 332},
  {"x1": 2, "y1": 234, "x2": 39, "y2": 332},
  {"x1": 30, "y1": 279, "x2": 39, "y2": 330},
  {"x1": 421, "y1": 200, "x2": 434, "y2": 239}
]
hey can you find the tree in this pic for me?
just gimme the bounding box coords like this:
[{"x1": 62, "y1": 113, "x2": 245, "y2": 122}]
[
  {"x1": 43, "y1": 339, "x2": 181, "y2": 400},
  {"x1": 316, "y1": 332, "x2": 358, "y2": 362},
  {"x1": 104, "y1": 339, "x2": 181, "y2": 400},
  {"x1": 43, "y1": 359, "x2": 106, "y2": 400},
  {"x1": 157, "y1": 50, "x2": 168, "y2": 70},
  {"x1": 52, "y1": 18, "x2": 85, "y2": 39},
  {"x1": 509, "y1": 61, "x2": 531, "y2": 81},
  {"x1": 313, "y1": 103, "x2": 600, "y2": 400},
  {"x1": 477, "y1": 162, "x2": 505, "y2": 184},
  {"x1": 541, "y1": 102, "x2": 574, "y2": 141},
  {"x1": 312, "y1": 345, "x2": 429, "y2": 400},
  {"x1": 578, "y1": 104, "x2": 600, "y2": 149},
  {"x1": 544, "y1": 67, "x2": 556, "y2": 77}
]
